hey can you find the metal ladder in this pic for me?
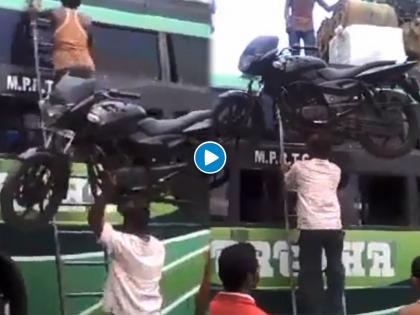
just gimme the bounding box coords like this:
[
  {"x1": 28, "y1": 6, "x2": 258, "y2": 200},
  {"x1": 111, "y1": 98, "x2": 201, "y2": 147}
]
[
  {"x1": 29, "y1": 7, "x2": 55, "y2": 93},
  {"x1": 28, "y1": 4, "x2": 55, "y2": 146},
  {"x1": 276, "y1": 107, "x2": 298, "y2": 315},
  {"x1": 53, "y1": 223, "x2": 108, "y2": 315},
  {"x1": 275, "y1": 108, "x2": 347, "y2": 315}
]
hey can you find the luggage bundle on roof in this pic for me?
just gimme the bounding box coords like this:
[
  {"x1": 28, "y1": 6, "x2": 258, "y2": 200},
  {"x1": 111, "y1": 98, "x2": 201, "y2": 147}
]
[{"x1": 317, "y1": 0, "x2": 399, "y2": 61}]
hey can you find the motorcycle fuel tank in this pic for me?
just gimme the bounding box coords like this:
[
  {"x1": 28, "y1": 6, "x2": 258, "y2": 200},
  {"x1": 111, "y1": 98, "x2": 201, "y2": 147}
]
[
  {"x1": 87, "y1": 100, "x2": 147, "y2": 139},
  {"x1": 283, "y1": 55, "x2": 328, "y2": 76}
]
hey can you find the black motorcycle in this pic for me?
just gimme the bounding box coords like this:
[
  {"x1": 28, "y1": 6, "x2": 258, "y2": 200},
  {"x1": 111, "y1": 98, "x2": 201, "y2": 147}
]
[
  {"x1": 213, "y1": 36, "x2": 420, "y2": 158},
  {"x1": 0, "y1": 74, "x2": 212, "y2": 230}
]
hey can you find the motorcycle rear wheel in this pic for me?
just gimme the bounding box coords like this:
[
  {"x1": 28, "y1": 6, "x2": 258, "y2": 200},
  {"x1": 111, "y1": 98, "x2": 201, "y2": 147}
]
[
  {"x1": 0, "y1": 154, "x2": 68, "y2": 231},
  {"x1": 359, "y1": 103, "x2": 418, "y2": 159}
]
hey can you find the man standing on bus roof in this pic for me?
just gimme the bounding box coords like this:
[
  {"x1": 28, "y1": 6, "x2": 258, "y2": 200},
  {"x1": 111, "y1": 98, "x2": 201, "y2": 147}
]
[
  {"x1": 281, "y1": 131, "x2": 345, "y2": 314},
  {"x1": 284, "y1": 0, "x2": 345, "y2": 55},
  {"x1": 29, "y1": 0, "x2": 95, "y2": 82},
  {"x1": 398, "y1": 256, "x2": 420, "y2": 315}
]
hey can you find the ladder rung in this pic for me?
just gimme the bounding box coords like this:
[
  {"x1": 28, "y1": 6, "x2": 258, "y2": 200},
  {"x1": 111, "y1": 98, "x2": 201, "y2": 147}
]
[
  {"x1": 36, "y1": 18, "x2": 52, "y2": 27},
  {"x1": 39, "y1": 42, "x2": 53, "y2": 48},
  {"x1": 66, "y1": 292, "x2": 103, "y2": 298},
  {"x1": 63, "y1": 261, "x2": 106, "y2": 266}
]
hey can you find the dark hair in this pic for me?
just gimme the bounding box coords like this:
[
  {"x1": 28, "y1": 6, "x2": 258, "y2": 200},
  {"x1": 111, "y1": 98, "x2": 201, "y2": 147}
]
[
  {"x1": 218, "y1": 243, "x2": 258, "y2": 292},
  {"x1": 306, "y1": 131, "x2": 333, "y2": 159},
  {"x1": 61, "y1": 0, "x2": 81, "y2": 8},
  {"x1": 118, "y1": 196, "x2": 150, "y2": 231},
  {"x1": 412, "y1": 256, "x2": 420, "y2": 278}
]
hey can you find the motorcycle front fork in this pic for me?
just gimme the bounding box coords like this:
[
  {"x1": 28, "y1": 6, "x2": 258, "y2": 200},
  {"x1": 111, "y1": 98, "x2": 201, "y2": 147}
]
[{"x1": 43, "y1": 128, "x2": 75, "y2": 154}]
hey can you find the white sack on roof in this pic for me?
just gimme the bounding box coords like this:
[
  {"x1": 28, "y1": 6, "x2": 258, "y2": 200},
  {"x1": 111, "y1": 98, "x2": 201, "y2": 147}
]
[{"x1": 329, "y1": 24, "x2": 407, "y2": 65}]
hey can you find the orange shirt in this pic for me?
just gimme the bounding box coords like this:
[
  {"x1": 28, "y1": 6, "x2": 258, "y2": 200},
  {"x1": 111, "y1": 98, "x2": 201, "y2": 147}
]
[
  {"x1": 289, "y1": 0, "x2": 316, "y2": 32},
  {"x1": 210, "y1": 292, "x2": 269, "y2": 315},
  {"x1": 52, "y1": 7, "x2": 95, "y2": 71}
]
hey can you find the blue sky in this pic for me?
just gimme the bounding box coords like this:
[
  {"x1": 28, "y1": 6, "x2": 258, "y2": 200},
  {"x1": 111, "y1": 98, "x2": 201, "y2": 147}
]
[{"x1": 211, "y1": 0, "x2": 338, "y2": 76}]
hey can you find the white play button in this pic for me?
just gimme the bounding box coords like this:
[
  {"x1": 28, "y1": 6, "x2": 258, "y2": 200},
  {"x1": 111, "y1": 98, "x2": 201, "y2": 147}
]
[{"x1": 204, "y1": 149, "x2": 219, "y2": 166}]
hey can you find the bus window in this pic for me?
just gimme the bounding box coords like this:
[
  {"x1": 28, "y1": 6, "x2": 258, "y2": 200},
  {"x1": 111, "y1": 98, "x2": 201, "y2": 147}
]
[
  {"x1": 210, "y1": 182, "x2": 229, "y2": 222},
  {"x1": 92, "y1": 24, "x2": 161, "y2": 79},
  {"x1": 167, "y1": 34, "x2": 209, "y2": 86},
  {"x1": 338, "y1": 174, "x2": 362, "y2": 227},
  {"x1": 359, "y1": 176, "x2": 407, "y2": 226},
  {"x1": 0, "y1": 9, "x2": 31, "y2": 67},
  {"x1": 239, "y1": 169, "x2": 282, "y2": 223}
]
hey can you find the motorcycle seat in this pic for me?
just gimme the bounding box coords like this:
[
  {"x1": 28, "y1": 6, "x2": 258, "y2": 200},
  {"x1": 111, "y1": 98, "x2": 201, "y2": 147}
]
[
  {"x1": 137, "y1": 110, "x2": 212, "y2": 136},
  {"x1": 49, "y1": 75, "x2": 96, "y2": 106},
  {"x1": 318, "y1": 60, "x2": 396, "y2": 81}
]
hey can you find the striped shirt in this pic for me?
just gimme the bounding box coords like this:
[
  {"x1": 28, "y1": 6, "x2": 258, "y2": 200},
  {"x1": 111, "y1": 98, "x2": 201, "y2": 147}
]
[
  {"x1": 100, "y1": 223, "x2": 165, "y2": 315},
  {"x1": 284, "y1": 158, "x2": 342, "y2": 230}
]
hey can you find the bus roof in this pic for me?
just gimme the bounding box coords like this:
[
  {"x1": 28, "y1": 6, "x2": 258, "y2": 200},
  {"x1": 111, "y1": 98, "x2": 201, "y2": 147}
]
[{"x1": 1, "y1": 0, "x2": 211, "y2": 38}]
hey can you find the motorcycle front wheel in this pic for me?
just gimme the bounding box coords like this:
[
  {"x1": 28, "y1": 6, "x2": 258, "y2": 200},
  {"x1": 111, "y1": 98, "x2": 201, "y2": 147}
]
[{"x1": 0, "y1": 152, "x2": 69, "y2": 231}]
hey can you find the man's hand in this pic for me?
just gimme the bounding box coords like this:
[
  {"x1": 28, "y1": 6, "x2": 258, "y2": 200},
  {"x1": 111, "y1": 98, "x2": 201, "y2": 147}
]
[
  {"x1": 280, "y1": 163, "x2": 291, "y2": 174},
  {"x1": 27, "y1": 5, "x2": 39, "y2": 20},
  {"x1": 330, "y1": 0, "x2": 346, "y2": 12},
  {"x1": 98, "y1": 170, "x2": 116, "y2": 200}
]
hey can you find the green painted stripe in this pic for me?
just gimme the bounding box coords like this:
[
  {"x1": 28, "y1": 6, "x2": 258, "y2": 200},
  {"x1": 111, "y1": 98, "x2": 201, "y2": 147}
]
[
  {"x1": 161, "y1": 250, "x2": 206, "y2": 309},
  {"x1": 356, "y1": 305, "x2": 402, "y2": 315},
  {"x1": 211, "y1": 73, "x2": 251, "y2": 90},
  {"x1": 2, "y1": 0, "x2": 210, "y2": 38}
]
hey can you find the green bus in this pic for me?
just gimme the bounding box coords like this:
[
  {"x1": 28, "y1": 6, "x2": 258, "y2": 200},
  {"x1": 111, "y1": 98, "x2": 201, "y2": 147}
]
[
  {"x1": 0, "y1": 1, "x2": 211, "y2": 315},
  {"x1": 209, "y1": 68, "x2": 420, "y2": 314}
]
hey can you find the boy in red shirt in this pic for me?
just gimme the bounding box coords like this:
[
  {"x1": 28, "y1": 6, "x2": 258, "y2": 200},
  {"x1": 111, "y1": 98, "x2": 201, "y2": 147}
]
[{"x1": 210, "y1": 243, "x2": 269, "y2": 315}]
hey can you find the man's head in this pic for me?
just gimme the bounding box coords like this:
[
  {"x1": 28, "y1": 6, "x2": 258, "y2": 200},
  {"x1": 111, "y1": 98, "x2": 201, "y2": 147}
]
[
  {"x1": 117, "y1": 196, "x2": 150, "y2": 233},
  {"x1": 218, "y1": 243, "x2": 259, "y2": 293},
  {"x1": 61, "y1": 0, "x2": 81, "y2": 9},
  {"x1": 411, "y1": 256, "x2": 420, "y2": 290},
  {"x1": 306, "y1": 131, "x2": 333, "y2": 160}
]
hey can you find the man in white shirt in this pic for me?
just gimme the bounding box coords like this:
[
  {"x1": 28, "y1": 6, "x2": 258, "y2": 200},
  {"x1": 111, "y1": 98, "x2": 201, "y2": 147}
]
[
  {"x1": 88, "y1": 177, "x2": 165, "y2": 315},
  {"x1": 282, "y1": 132, "x2": 345, "y2": 315}
]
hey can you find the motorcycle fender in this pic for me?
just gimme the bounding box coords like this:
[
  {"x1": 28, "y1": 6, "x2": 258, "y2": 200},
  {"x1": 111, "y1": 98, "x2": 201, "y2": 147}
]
[
  {"x1": 218, "y1": 90, "x2": 254, "y2": 104},
  {"x1": 356, "y1": 61, "x2": 418, "y2": 82}
]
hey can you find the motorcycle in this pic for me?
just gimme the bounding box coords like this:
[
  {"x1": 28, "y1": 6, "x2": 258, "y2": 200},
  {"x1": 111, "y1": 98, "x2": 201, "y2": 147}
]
[
  {"x1": 213, "y1": 36, "x2": 420, "y2": 158},
  {"x1": 0, "y1": 74, "x2": 213, "y2": 230}
]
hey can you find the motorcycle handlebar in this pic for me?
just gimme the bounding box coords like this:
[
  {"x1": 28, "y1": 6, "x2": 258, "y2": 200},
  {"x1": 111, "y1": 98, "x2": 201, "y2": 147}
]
[
  {"x1": 107, "y1": 89, "x2": 142, "y2": 100},
  {"x1": 290, "y1": 45, "x2": 319, "y2": 52}
]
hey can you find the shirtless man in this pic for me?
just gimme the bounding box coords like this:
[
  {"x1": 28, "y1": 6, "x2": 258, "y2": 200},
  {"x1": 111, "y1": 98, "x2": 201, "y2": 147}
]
[
  {"x1": 398, "y1": 256, "x2": 420, "y2": 315},
  {"x1": 30, "y1": 0, "x2": 95, "y2": 82}
]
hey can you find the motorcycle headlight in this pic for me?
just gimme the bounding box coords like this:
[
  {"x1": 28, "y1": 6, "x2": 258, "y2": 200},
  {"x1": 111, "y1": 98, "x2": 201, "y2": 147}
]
[{"x1": 87, "y1": 113, "x2": 100, "y2": 123}]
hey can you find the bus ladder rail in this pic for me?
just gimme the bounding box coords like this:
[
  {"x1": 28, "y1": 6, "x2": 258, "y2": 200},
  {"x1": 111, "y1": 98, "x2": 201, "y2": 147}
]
[
  {"x1": 53, "y1": 223, "x2": 109, "y2": 315},
  {"x1": 275, "y1": 107, "x2": 347, "y2": 315},
  {"x1": 29, "y1": 8, "x2": 55, "y2": 144}
]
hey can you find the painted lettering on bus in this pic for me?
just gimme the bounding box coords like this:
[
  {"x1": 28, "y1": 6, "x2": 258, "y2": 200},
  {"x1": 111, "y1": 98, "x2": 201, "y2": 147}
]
[
  {"x1": 6, "y1": 75, "x2": 54, "y2": 95},
  {"x1": 254, "y1": 150, "x2": 309, "y2": 165},
  {"x1": 211, "y1": 240, "x2": 395, "y2": 278}
]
